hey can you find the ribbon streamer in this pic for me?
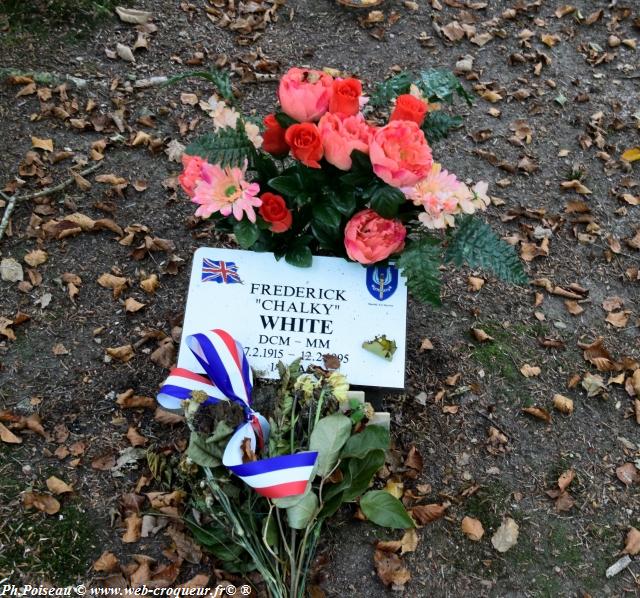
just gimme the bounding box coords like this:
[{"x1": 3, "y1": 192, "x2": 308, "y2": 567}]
[{"x1": 158, "y1": 329, "x2": 318, "y2": 499}]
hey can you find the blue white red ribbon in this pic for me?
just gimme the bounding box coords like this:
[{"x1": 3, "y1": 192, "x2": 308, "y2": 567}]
[{"x1": 158, "y1": 329, "x2": 318, "y2": 499}]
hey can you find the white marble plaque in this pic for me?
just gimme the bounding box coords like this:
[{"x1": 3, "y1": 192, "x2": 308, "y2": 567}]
[{"x1": 179, "y1": 247, "x2": 407, "y2": 388}]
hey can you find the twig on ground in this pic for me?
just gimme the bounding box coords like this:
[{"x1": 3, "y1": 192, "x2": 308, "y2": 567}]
[
  {"x1": 0, "y1": 162, "x2": 102, "y2": 242},
  {"x1": 475, "y1": 409, "x2": 514, "y2": 439}
]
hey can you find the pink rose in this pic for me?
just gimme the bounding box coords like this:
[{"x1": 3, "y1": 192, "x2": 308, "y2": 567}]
[
  {"x1": 179, "y1": 154, "x2": 206, "y2": 197},
  {"x1": 369, "y1": 121, "x2": 433, "y2": 188},
  {"x1": 318, "y1": 112, "x2": 373, "y2": 171},
  {"x1": 344, "y1": 209, "x2": 406, "y2": 265},
  {"x1": 278, "y1": 67, "x2": 333, "y2": 123}
]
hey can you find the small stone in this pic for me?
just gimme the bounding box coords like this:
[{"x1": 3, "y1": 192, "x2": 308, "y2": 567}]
[
  {"x1": 608, "y1": 35, "x2": 621, "y2": 48},
  {"x1": 1, "y1": 258, "x2": 24, "y2": 282}
]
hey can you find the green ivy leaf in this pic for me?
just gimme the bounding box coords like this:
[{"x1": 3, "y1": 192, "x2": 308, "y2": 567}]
[
  {"x1": 444, "y1": 215, "x2": 528, "y2": 284},
  {"x1": 415, "y1": 69, "x2": 473, "y2": 106},
  {"x1": 186, "y1": 127, "x2": 254, "y2": 167},
  {"x1": 368, "y1": 183, "x2": 406, "y2": 218},
  {"x1": 341, "y1": 425, "x2": 390, "y2": 460},
  {"x1": 309, "y1": 413, "x2": 352, "y2": 476},
  {"x1": 422, "y1": 111, "x2": 463, "y2": 143},
  {"x1": 360, "y1": 490, "x2": 415, "y2": 529},
  {"x1": 370, "y1": 72, "x2": 414, "y2": 108},
  {"x1": 397, "y1": 237, "x2": 443, "y2": 306},
  {"x1": 233, "y1": 219, "x2": 259, "y2": 249}
]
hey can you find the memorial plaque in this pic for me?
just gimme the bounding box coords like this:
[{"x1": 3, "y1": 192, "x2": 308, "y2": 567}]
[{"x1": 179, "y1": 247, "x2": 408, "y2": 388}]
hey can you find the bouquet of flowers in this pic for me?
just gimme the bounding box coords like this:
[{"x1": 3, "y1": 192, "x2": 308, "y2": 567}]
[
  {"x1": 176, "y1": 66, "x2": 526, "y2": 303},
  {"x1": 166, "y1": 329, "x2": 409, "y2": 598}
]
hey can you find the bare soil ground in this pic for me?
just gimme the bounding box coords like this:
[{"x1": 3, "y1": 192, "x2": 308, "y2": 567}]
[{"x1": 1, "y1": 1, "x2": 639, "y2": 596}]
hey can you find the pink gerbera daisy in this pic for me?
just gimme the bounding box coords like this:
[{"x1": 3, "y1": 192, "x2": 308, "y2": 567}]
[{"x1": 192, "y1": 161, "x2": 261, "y2": 222}]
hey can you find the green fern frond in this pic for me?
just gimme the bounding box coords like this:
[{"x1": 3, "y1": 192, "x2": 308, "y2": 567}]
[
  {"x1": 444, "y1": 216, "x2": 527, "y2": 284},
  {"x1": 397, "y1": 237, "x2": 443, "y2": 306}
]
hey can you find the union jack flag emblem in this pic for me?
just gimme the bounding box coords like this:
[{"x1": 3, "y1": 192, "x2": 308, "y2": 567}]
[{"x1": 202, "y1": 259, "x2": 242, "y2": 284}]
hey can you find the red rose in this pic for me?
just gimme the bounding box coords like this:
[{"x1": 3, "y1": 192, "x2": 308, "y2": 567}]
[
  {"x1": 259, "y1": 192, "x2": 293, "y2": 233},
  {"x1": 329, "y1": 78, "x2": 362, "y2": 117},
  {"x1": 284, "y1": 123, "x2": 323, "y2": 169},
  {"x1": 262, "y1": 114, "x2": 289, "y2": 157},
  {"x1": 390, "y1": 94, "x2": 429, "y2": 126}
]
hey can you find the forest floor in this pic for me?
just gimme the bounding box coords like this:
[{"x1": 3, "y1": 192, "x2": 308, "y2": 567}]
[{"x1": 1, "y1": 1, "x2": 639, "y2": 596}]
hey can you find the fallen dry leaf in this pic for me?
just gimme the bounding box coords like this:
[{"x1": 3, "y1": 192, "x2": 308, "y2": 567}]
[
  {"x1": 31, "y1": 137, "x2": 54, "y2": 152},
  {"x1": 553, "y1": 394, "x2": 574, "y2": 414},
  {"x1": 0, "y1": 422, "x2": 22, "y2": 444},
  {"x1": 23, "y1": 491, "x2": 60, "y2": 515},
  {"x1": 24, "y1": 249, "x2": 47, "y2": 267},
  {"x1": 98, "y1": 273, "x2": 128, "y2": 298},
  {"x1": 468, "y1": 276, "x2": 485, "y2": 291},
  {"x1": 140, "y1": 273, "x2": 159, "y2": 294},
  {"x1": 126, "y1": 426, "x2": 148, "y2": 447},
  {"x1": 124, "y1": 297, "x2": 146, "y2": 313},
  {"x1": 491, "y1": 517, "x2": 519, "y2": 552},
  {"x1": 472, "y1": 328, "x2": 493, "y2": 342},
  {"x1": 461, "y1": 516, "x2": 484, "y2": 541},
  {"x1": 376, "y1": 529, "x2": 419, "y2": 555},
  {"x1": 520, "y1": 364, "x2": 541, "y2": 377},
  {"x1": 106, "y1": 344, "x2": 135, "y2": 363},
  {"x1": 605, "y1": 311, "x2": 631, "y2": 328},
  {"x1": 116, "y1": 389, "x2": 156, "y2": 409},
  {"x1": 621, "y1": 147, "x2": 640, "y2": 162},
  {"x1": 623, "y1": 528, "x2": 640, "y2": 555},
  {"x1": 122, "y1": 512, "x2": 142, "y2": 543},
  {"x1": 522, "y1": 406, "x2": 551, "y2": 423},
  {"x1": 373, "y1": 549, "x2": 411, "y2": 589},
  {"x1": 558, "y1": 469, "x2": 575, "y2": 492},
  {"x1": 46, "y1": 476, "x2": 73, "y2": 495},
  {"x1": 411, "y1": 503, "x2": 447, "y2": 525},
  {"x1": 616, "y1": 463, "x2": 640, "y2": 486}
]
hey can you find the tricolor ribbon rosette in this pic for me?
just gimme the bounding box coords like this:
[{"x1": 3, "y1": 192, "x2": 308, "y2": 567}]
[{"x1": 158, "y1": 329, "x2": 318, "y2": 499}]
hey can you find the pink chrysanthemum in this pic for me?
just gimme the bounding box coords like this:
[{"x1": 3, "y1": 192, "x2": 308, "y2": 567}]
[
  {"x1": 192, "y1": 161, "x2": 261, "y2": 222},
  {"x1": 403, "y1": 163, "x2": 485, "y2": 229}
]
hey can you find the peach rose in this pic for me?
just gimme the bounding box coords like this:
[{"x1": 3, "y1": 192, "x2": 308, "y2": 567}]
[
  {"x1": 179, "y1": 154, "x2": 206, "y2": 197},
  {"x1": 369, "y1": 121, "x2": 433, "y2": 188},
  {"x1": 344, "y1": 209, "x2": 406, "y2": 265},
  {"x1": 278, "y1": 67, "x2": 333, "y2": 123},
  {"x1": 318, "y1": 112, "x2": 373, "y2": 171}
]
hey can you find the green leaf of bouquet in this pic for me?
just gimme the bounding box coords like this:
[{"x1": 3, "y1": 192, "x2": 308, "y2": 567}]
[
  {"x1": 309, "y1": 413, "x2": 352, "y2": 476},
  {"x1": 312, "y1": 202, "x2": 342, "y2": 230},
  {"x1": 415, "y1": 69, "x2": 474, "y2": 106},
  {"x1": 285, "y1": 238, "x2": 313, "y2": 268},
  {"x1": 331, "y1": 189, "x2": 357, "y2": 217},
  {"x1": 186, "y1": 431, "x2": 221, "y2": 467},
  {"x1": 164, "y1": 69, "x2": 234, "y2": 103},
  {"x1": 444, "y1": 215, "x2": 528, "y2": 284},
  {"x1": 422, "y1": 111, "x2": 463, "y2": 143},
  {"x1": 369, "y1": 184, "x2": 406, "y2": 219},
  {"x1": 286, "y1": 491, "x2": 318, "y2": 530},
  {"x1": 185, "y1": 127, "x2": 254, "y2": 167},
  {"x1": 360, "y1": 490, "x2": 415, "y2": 529},
  {"x1": 233, "y1": 219, "x2": 259, "y2": 249},
  {"x1": 274, "y1": 112, "x2": 298, "y2": 128},
  {"x1": 268, "y1": 175, "x2": 303, "y2": 197},
  {"x1": 342, "y1": 449, "x2": 386, "y2": 502},
  {"x1": 262, "y1": 511, "x2": 279, "y2": 547},
  {"x1": 370, "y1": 71, "x2": 414, "y2": 108},
  {"x1": 397, "y1": 237, "x2": 443, "y2": 306},
  {"x1": 340, "y1": 425, "x2": 390, "y2": 460}
]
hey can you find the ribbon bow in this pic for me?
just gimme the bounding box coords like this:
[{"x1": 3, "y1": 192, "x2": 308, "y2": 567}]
[{"x1": 158, "y1": 329, "x2": 318, "y2": 499}]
